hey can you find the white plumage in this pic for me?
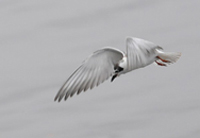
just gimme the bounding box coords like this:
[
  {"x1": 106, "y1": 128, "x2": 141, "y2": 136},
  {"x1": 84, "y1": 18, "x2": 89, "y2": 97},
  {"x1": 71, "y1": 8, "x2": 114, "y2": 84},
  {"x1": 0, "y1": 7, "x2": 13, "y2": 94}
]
[{"x1": 55, "y1": 37, "x2": 181, "y2": 102}]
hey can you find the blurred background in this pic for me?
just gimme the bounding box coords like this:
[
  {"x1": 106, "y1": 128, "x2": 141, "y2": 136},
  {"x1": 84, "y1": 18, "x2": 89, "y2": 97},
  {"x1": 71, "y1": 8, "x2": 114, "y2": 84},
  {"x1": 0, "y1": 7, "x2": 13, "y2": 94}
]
[{"x1": 1, "y1": 0, "x2": 200, "y2": 138}]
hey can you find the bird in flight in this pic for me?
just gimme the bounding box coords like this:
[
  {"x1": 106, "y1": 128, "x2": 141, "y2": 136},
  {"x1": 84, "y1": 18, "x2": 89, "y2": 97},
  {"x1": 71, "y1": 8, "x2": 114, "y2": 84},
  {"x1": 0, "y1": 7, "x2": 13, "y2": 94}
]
[{"x1": 54, "y1": 37, "x2": 181, "y2": 102}]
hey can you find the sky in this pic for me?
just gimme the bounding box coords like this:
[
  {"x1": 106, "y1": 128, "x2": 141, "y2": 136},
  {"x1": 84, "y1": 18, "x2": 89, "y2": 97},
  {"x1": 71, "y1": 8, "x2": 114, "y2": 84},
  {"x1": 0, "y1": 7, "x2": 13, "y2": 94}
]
[{"x1": 1, "y1": 0, "x2": 200, "y2": 138}]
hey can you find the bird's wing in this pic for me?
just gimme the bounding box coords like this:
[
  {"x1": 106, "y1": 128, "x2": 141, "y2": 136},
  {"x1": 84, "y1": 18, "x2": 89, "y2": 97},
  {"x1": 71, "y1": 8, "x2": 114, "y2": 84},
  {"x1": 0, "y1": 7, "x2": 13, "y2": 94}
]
[
  {"x1": 126, "y1": 37, "x2": 162, "y2": 71},
  {"x1": 54, "y1": 47, "x2": 124, "y2": 102}
]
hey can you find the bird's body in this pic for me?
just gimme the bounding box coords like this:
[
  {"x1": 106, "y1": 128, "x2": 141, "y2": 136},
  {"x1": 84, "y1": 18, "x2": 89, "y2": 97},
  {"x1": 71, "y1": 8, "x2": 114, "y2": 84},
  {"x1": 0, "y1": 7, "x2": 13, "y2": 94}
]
[{"x1": 55, "y1": 37, "x2": 181, "y2": 102}]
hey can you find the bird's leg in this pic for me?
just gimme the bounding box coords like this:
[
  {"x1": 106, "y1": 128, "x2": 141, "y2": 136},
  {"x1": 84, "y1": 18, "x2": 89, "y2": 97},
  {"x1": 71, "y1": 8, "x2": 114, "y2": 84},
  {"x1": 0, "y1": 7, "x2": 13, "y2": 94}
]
[
  {"x1": 157, "y1": 56, "x2": 170, "y2": 63},
  {"x1": 155, "y1": 60, "x2": 166, "y2": 66}
]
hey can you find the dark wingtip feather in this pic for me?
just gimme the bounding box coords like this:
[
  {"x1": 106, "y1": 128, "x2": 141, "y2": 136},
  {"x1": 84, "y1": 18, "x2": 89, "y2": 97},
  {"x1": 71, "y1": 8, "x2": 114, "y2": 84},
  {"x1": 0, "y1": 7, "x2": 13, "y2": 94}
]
[
  {"x1": 54, "y1": 95, "x2": 59, "y2": 102},
  {"x1": 57, "y1": 96, "x2": 62, "y2": 102}
]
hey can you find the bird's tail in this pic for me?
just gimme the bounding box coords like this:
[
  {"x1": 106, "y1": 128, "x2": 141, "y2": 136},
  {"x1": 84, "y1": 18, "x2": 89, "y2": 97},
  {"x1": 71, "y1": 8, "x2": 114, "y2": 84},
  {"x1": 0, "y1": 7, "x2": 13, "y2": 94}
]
[
  {"x1": 159, "y1": 52, "x2": 181, "y2": 63},
  {"x1": 156, "y1": 49, "x2": 181, "y2": 65}
]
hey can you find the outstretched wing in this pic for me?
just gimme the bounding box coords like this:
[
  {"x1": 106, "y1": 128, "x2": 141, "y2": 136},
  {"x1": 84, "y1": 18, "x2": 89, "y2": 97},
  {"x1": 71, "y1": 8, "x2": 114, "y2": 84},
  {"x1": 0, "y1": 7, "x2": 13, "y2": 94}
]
[
  {"x1": 126, "y1": 37, "x2": 162, "y2": 71},
  {"x1": 54, "y1": 47, "x2": 124, "y2": 102}
]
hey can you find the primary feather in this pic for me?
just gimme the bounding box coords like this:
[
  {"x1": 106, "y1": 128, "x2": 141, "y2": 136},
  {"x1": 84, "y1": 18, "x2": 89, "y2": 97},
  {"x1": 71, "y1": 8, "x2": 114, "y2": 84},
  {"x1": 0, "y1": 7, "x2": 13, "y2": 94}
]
[{"x1": 54, "y1": 48, "x2": 124, "y2": 102}]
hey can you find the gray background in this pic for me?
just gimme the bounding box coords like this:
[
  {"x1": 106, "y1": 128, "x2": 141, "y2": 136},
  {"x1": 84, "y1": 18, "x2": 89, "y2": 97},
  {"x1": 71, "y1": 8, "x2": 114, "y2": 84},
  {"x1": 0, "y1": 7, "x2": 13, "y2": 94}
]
[{"x1": 1, "y1": 0, "x2": 200, "y2": 138}]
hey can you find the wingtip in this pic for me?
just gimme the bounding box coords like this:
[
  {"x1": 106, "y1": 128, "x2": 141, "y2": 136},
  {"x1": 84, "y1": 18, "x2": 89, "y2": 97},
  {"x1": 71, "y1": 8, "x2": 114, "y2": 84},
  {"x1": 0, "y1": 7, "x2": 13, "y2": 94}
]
[
  {"x1": 54, "y1": 98, "x2": 61, "y2": 102},
  {"x1": 54, "y1": 94, "x2": 63, "y2": 102},
  {"x1": 54, "y1": 96, "x2": 58, "y2": 102}
]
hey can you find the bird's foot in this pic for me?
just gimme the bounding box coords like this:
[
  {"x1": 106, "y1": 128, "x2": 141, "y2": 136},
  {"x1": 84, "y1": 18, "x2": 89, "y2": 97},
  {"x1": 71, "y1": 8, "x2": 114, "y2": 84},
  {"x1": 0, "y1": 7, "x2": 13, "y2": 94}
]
[
  {"x1": 157, "y1": 56, "x2": 170, "y2": 63},
  {"x1": 155, "y1": 60, "x2": 166, "y2": 66}
]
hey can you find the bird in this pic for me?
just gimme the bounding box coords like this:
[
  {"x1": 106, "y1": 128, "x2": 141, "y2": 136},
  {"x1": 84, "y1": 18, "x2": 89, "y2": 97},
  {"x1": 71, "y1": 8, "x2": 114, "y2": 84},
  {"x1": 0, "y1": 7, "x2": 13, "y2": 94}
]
[{"x1": 54, "y1": 37, "x2": 181, "y2": 102}]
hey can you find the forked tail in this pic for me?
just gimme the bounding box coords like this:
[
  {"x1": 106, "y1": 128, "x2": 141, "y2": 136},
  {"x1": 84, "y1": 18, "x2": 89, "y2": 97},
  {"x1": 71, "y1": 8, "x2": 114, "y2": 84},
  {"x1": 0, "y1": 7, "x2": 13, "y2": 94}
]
[{"x1": 155, "y1": 49, "x2": 181, "y2": 65}]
